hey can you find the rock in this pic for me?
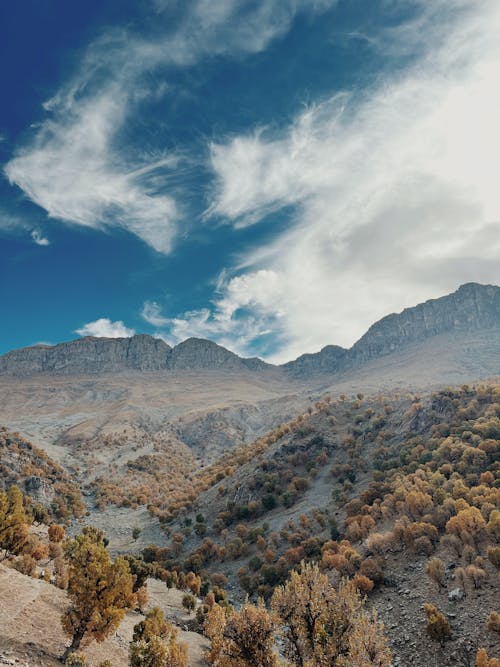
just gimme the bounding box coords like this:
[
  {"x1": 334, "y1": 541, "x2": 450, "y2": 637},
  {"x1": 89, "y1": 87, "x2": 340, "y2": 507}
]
[{"x1": 448, "y1": 587, "x2": 465, "y2": 601}]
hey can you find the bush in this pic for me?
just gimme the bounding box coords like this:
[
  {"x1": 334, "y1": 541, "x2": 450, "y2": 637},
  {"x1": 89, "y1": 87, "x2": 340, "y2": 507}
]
[
  {"x1": 487, "y1": 611, "x2": 500, "y2": 634},
  {"x1": 182, "y1": 594, "x2": 196, "y2": 613},
  {"x1": 423, "y1": 603, "x2": 451, "y2": 646}
]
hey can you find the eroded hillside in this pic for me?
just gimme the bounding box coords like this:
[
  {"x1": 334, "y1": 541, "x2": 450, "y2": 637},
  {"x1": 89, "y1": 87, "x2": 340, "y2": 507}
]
[{"x1": 145, "y1": 385, "x2": 500, "y2": 666}]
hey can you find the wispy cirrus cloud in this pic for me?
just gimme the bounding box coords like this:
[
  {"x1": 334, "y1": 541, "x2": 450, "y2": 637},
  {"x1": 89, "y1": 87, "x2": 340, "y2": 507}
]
[
  {"x1": 75, "y1": 318, "x2": 135, "y2": 338},
  {"x1": 4, "y1": 0, "x2": 337, "y2": 254},
  {"x1": 31, "y1": 229, "x2": 50, "y2": 246},
  {"x1": 190, "y1": 0, "x2": 500, "y2": 362},
  {"x1": 141, "y1": 301, "x2": 170, "y2": 327}
]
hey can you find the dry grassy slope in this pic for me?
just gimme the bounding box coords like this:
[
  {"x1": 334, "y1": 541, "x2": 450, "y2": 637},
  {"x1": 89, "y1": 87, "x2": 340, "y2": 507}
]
[
  {"x1": 164, "y1": 387, "x2": 499, "y2": 667},
  {"x1": 0, "y1": 565, "x2": 208, "y2": 667}
]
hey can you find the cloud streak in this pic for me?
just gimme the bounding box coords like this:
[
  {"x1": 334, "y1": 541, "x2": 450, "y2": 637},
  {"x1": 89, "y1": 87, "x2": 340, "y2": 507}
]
[
  {"x1": 197, "y1": 0, "x2": 500, "y2": 362},
  {"x1": 4, "y1": 0, "x2": 336, "y2": 253},
  {"x1": 31, "y1": 229, "x2": 50, "y2": 246}
]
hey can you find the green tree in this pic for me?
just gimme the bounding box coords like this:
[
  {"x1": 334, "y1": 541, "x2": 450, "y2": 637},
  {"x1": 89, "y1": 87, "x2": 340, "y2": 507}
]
[{"x1": 61, "y1": 527, "x2": 135, "y2": 659}]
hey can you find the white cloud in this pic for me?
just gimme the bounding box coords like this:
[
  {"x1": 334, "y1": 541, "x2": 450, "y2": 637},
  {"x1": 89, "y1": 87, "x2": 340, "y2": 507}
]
[
  {"x1": 75, "y1": 318, "x2": 135, "y2": 338},
  {"x1": 141, "y1": 270, "x2": 283, "y2": 356},
  {"x1": 4, "y1": 0, "x2": 336, "y2": 253},
  {"x1": 141, "y1": 301, "x2": 170, "y2": 327},
  {"x1": 199, "y1": 0, "x2": 500, "y2": 362},
  {"x1": 31, "y1": 229, "x2": 50, "y2": 246}
]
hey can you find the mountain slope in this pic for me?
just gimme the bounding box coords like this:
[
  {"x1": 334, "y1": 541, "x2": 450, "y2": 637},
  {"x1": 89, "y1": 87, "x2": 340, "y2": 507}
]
[{"x1": 286, "y1": 282, "x2": 500, "y2": 377}]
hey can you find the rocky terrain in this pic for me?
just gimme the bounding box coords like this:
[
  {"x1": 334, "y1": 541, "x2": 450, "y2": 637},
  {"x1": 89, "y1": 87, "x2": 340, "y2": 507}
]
[{"x1": 156, "y1": 385, "x2": 500, "y2": 667}]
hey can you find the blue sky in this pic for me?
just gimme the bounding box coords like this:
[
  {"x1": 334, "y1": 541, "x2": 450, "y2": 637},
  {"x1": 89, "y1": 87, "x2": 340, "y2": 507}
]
[{"x1": 1, "y1": 0, "x2": 499, "y2": 362}]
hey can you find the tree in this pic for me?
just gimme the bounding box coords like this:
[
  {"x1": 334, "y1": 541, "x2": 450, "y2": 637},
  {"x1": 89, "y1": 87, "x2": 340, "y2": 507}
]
[
  {"x1": 271, "y1": 561, "x2": 391, "y2": 667},
  {"x1": 348, "y1": 609, "x2": 393, "y2": 667},
  {"x1": 0, "y1": 486, "x2": 30, "y2": 559},
  {"x1": 48, "y1": 524, "x2": 66, "y2": 543},
  {"x1": 423, "y1": 603, "x2": 451, "y2": 646},
  {"x1": 61, "y1": 527, "x2": 135, "y2": 659},
  {"x1": 487, "y1": 612, "x2": 500, "y2": 634},
  {"x1": 204, "y1": 599, "x2": 278, "y2": 667},
  {"x1": 204, "y1": 603, "x2": 228, "y2": 665},
  {"x1": 446, "y1": 507, "x2": 486, "y2": 547},
  {"x1": 130, "y1": 607, "x2": 188, "y2": 667},
  {"x1": 182, "y1": 594, "x2": 196, "y2": 613}
]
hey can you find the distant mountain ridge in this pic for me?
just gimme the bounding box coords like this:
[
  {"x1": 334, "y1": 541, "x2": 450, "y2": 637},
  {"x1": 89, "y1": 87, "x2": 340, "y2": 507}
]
[
  {"x1": 0, "y1": 334, "x2": 275, "y2": 377},
  {"x1": 1, "y1": 282, "x2": 499, "y2": 378}
]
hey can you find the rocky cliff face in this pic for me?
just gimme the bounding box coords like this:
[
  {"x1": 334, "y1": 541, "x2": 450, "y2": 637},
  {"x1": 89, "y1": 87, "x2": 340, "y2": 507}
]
[
  {"x1": 0, "y1": 334, "x2": 172, "y2": 376},
  {"x1": 348, "y1": 282, "x2": 500, "y2": 365},
  {"x1": 0, "y1": 334, "x2": 275, "y2": 377},
  {"x1": 169, "y1": 338, "x2": 246, "y2": 371},
  {"x1": 1, "y1": 283, "x2": 499, "y2": 378},
  {"x1": 283, "y1": 345, "x2": 347, "y2": 378},
  {"x1": 285, "y1": 283, "x2": 500, "y2": 377}
]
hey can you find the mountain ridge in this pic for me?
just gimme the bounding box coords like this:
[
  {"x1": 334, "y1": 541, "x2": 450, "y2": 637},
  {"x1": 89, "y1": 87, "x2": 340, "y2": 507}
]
[{"x1": 1, "y1": 282, "x2": 499, "y2": 378}]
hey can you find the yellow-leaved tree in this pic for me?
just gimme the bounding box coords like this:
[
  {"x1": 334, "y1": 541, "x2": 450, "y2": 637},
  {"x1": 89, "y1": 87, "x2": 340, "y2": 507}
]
[
  {"x1": 204, "y1": 599, "x2": 278, "y2": 667},
  {"x1": 0, "y1": 485, "x2": 30, "y2": 559},
  {"x1": 129, "y1": 607, "x2": 188, "y2": 667},
  {"x1": 61, "y1": 527, "x2": 135, "y2": 659},
  {"x1": 271, "y1": 561, "x2": 391, "y2": 667}
]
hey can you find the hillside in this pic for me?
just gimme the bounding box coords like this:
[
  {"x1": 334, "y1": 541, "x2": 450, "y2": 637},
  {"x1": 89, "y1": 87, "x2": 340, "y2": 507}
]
[
  {"x1": 0, "y1": 564, "x2": 208, "y2": 667},
  {"x1": 148, "y1": 384, "x2": 500, "y2": 666},
  {"x1": 0, "y1": 428, "x2": 85, "y2": 522},
  {"x1": 0, "y1": 284, "x2": 497, "y2": 512}
]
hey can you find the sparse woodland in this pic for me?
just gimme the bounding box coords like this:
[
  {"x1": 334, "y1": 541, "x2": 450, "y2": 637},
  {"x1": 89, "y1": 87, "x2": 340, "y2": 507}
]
[{"x1": 0, "y1": 383, "x2": 498, "y2": 666}]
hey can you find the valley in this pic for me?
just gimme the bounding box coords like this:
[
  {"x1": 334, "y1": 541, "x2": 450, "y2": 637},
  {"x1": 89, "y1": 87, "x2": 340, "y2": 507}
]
[{"x1": 0, "y1": 283, "x2": 499, "y2": 667}]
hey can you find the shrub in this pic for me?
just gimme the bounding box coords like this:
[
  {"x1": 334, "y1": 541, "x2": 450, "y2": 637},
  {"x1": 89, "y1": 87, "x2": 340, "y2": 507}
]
[
  {"x1": 426, "y1": 558, "x2": 446, "y2": 591},
  {"x1": 423, "y1": 603, "x2": 451, "y2": 646},
  {"x1": 487, "y1": 611, "x2": 500, "y2": 634}
]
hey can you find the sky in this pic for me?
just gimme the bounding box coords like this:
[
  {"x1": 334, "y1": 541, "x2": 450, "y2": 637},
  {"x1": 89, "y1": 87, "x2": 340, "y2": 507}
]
[{"x1": 1, "y1": 0, "x2": 499, "y2": 363}]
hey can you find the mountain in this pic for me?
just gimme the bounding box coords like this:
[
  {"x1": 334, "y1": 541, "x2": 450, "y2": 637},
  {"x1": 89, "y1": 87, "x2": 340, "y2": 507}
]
[
  {"x1": 0, "y1": 334, "x2": 276, "y2": 377},
  {"x1": 1, "y1": 283, "x2": 499, "y2": 379},
  {"x1": 286, "y1": 282, "x2": 500, "y2": 377},
  {"x1": 348, "y1": 281, "x2": 500, "y2": 364}
]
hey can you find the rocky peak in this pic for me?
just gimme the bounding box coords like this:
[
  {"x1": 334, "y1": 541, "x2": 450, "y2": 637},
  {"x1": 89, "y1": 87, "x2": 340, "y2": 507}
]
[
  {"x1": 349, "y1": 282, "x2": 500, "y2": 364},
  {"x1": 283, "y1": 283, "x2": 500, "y2": 378},
  {"x1": 168, "y1": 337, "x2": 246, "y2": 370},
  {"x1": 283, "y1": 345, "x2": 347, "y2": 378},
  {"x1": 0, "y1": 335, "x2": 172, "y2": 376}
]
